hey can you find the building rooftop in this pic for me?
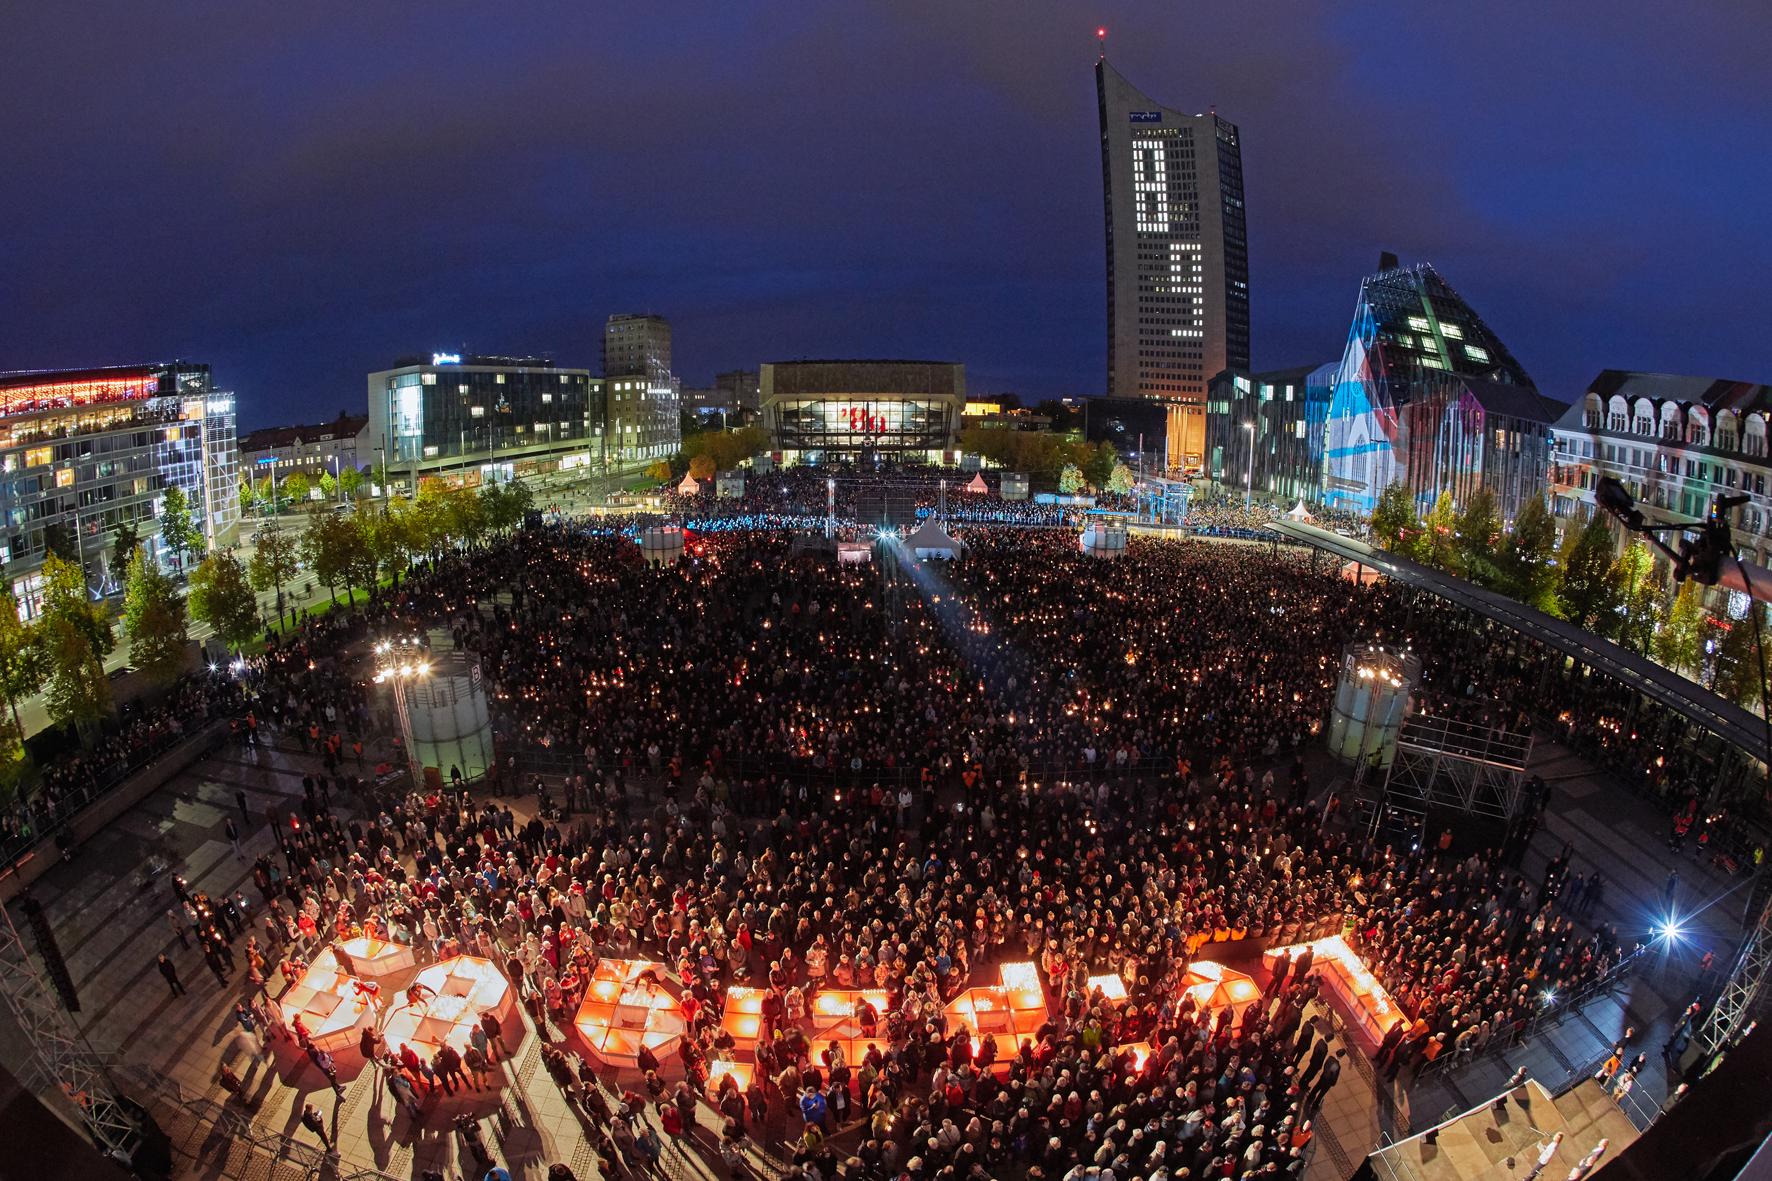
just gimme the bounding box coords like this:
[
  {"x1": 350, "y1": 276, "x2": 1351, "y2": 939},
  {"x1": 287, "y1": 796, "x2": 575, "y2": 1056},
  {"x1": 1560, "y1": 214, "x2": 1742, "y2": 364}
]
[
  {"x1": 240, "y1": 412, "x2": 368, "y2": 452},
  {"x1": 1587, "y1": 369, "x2": 1772, "y2": 412}
]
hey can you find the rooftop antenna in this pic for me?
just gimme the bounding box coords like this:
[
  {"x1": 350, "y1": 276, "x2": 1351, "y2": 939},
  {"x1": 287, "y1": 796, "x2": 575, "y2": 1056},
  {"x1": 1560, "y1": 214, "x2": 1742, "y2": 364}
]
[{"x1": 1096, "y1": 26, "x2": 1106, "y2": 57}]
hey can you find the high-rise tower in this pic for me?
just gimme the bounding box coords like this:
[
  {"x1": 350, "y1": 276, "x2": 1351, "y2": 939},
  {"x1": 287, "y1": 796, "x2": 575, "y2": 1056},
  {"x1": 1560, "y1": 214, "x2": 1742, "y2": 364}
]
[{"x1": 1097, "y1": 56, "x2": 1249, "y2": 468}]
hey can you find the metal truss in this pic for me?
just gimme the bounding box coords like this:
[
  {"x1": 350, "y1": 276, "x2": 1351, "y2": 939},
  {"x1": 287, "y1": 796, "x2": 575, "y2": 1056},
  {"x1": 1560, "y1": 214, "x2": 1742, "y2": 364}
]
[
  {"x1": 1379, "y1": 713, "x2": 1533, "y2": 822},
  {"x1": 0, "y1": 901, "x2": 137, "y2": 1159},
  {"x1": 1695, "y1": 874, "x2": 1772, "y2": 1061}
]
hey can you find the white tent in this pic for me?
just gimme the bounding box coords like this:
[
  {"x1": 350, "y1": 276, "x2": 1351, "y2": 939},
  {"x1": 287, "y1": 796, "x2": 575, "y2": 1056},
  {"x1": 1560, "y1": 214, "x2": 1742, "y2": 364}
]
[
  {"x1": 1284, "y1": 499, "x2": 1316, "y2": 522},
  {"x1": 964, "y1": 473, "x2": 989, "y2": 495},
  {"x1": 906, "y1": 520, "x2": 967, "y2": 560},
  {"x1": 677, "y1": 474, "x2": 702, "y2": 495},
  {"x1": 1341, "y1": 560, "x2": 1383, "y2": 585}
]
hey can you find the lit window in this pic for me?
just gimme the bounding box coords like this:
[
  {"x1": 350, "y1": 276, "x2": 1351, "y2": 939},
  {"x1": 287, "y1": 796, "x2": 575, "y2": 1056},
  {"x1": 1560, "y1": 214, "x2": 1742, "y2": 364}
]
[
  {"x1": 1407, "y1": 316, "x2": 1431, "y2": 332},
  {"x1": 1441, "y1": 323, "x2": 1464, "y2": 339},
  {"x1": 423, "y1": 445, "x2": 439, "y2": 458},
  {"x1": 422, "y1": 373, "x2": 437, "y2": 386},
  {"x1": 471, "y1": 406, "x2": 486, "y2": 418},
  {"x1": 1464, "y1": 344, "x2": 1491, "y2": 363},
  {"x1": 55, "y1": 468, "x2": 75, "y2": 488}
]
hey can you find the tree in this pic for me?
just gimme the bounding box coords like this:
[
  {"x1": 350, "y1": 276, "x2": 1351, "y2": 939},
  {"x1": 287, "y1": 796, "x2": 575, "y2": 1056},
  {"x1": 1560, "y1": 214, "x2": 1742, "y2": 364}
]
[
  {"x1": 1369, "y1": 483, "x2": 1420, "y2": 554},
  {"x1": 283, "y1": 472, "x2": 312, "y2": 504},
  {"x1": 687, "y1": 453, "x2": 716, "y2": 481},
  {"x1": 1608, "y1": 541, "x2": 1662, "y2": 656},
  {"x1": 188, "y1": 552, "x2": 260, "y2": 652},
  {"x1": 1454, "y1": 488, "x2": 1502, "y2": 586},
  {"x1": 1498, "y1": 495, "x2": 1560, "y2": 612},
  {"x1": 1712, "y1": 603, "x2": 1768, "y2": 711},
  {"x1": 160, "y1": 485, "x2": 203, "y2": 566},
  {"x1": 122, "y1": 547, "x2": 188, "y2": 684},
  {"x1": 247, "y1": 528, "x2": 301, "y2": 628},
  {"x1": 645, "y1": 459, "x2": 672, "y2": 483},
  {"x1": 38, "y1": 554, "x2": 113, "y2": 729},
  {"x1": 1558, "y1": 513, "x2": 1619, "y2": 632},
  {"x1": 1058, "y1": 463, "x2": 1085, "y2": 495},
  {"x1": 1421, "y1": 491, "x2": 1461, "y2": 574},
  {"x1": 237, "y1": 474, "x2": 258, "y2": 512},
  {"x1": 338, "y1": 466, "x2": 366, "y2": 500},
  {"x1": 1081, "y1": 442, "x2": 1118, "y2": 491},
  {"x1": 318, "y1": 471, "x2": 338, "y2": 501},
  {"x1": 111, "y1": 517, "x2": 142, "y2": 573},
  {"x1": 1655, "y1": 579, "x2": 1706, "y2": 675},
  {"x1": 1108, "y1": 461, "x2": 1136, "y2": 495},
  {"x1": 255, "y1": 475, "x2": 274, "y2": 508},
  {"x1": 302, "y1": 510, "x2": 359, "y2": 604},
  {"x1": 0, "y1": 591, "x2": 45, "y2": 740}
]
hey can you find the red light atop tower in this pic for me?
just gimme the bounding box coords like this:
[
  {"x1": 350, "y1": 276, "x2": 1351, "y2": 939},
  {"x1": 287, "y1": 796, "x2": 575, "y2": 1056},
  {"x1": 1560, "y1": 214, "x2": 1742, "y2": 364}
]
[{"x1": 1097, "y1": 27, "x2": 1107, "y2": 38}]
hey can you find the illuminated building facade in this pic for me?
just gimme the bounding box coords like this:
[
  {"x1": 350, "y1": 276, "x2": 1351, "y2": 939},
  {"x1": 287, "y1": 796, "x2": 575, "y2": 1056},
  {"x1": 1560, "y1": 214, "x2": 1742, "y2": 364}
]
[
  {"x1": 603, "y1": 314, "x2": 681, "y2": 461},
  {"x1": 1205, "y1": 363, "x2": 1338, "y2": 505},
  {"x1": 1097, "y1": 56, "x2": 1250, "y2": 470},
  {"x1": 238, "y1": 412, "x2": 370, "y2": 500},
  {"x1": 1322, "y1": 258, "x2": 1561, "y2": 520},
  {"x1": 1549, "y1": 370, "x2": 1772, "y2": 565},
  {"x1": 366, "y1": 355, "x2": 604, "y2": 491},
  {"x1": 0, "y1": 362, "x2": 238, "y2": 612},
  {"x1": 760, "y1": 361, "x2": 966, "y2": 463}
]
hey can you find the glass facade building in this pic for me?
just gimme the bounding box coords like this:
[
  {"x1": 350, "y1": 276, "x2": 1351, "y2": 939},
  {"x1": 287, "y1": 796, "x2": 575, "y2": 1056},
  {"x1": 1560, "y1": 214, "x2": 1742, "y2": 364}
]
[
  {"x1": 1097, "y1": 57, "x2": 1250, "y2": 470},
  {"x1": 1205, "y1": 363, "x2": 1337, "y2": 505},
  {"x1": 366, "y1": 356, "x2": 604, "y2": 490},
  {"x1": 1323, "y1": 260, "x2": 1562, "y2": 521},
  {"x1": 0, "y1": 362, "x2": 238, "y2": 613},
  {"x1": 760, "y1": 361, "x2": 966, "y2": 463}
]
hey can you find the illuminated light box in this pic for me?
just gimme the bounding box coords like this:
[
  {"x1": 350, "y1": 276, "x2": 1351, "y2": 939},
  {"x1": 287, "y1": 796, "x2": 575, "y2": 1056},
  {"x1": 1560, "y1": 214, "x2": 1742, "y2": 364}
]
[
  {"x1": 719, "y1": 986, "x2": 768, "y2": 1048},
  {"x1": 573, "y1": 959, "x2": 686, "y2": 1068},
  {"x1": 707, "y1": 1059, "x2": 755, "y2": 1093},
  {"x1": 279, "y1": 948, "x2": 374, "y2": 1053},
  {"x1": 1177, "y1": 959, "x2": 1263, "y2": 1027},
  {"x1": 333, "y1": 936, "x2": 415, "y2": 979},
  {"x1": 805, "y1": 989, "x2": 891, "y2": 1063},
  {"x1": 381, "y1": 955, "x2": 516, "y2": 1063},
  {"x1": 1262, "y1": 935, "x2": 1404, "y2": 1053},
  {"x1": 1123, "y1": 1040, "x2": 1155, "y2": 1071},
  {"x1": 945, "y1": 964, "x2": 1051, "y2": 1063},
  {"x1": 1086, "y1": 973, "x2": 1129, "y2": 1003}
]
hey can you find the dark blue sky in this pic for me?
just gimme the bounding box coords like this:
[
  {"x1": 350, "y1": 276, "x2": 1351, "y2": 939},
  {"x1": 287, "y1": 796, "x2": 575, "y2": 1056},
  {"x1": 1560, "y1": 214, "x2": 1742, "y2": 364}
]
[{"x1": 3, "y1": 1, "x2": 1767, "y2": 428}]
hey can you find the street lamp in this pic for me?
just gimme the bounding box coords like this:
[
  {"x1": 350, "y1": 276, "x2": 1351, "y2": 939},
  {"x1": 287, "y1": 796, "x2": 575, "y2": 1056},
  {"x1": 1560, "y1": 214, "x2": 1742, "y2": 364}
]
[{"x1": 1242, "y1": 422, "x2": 1256, "y2": 512}]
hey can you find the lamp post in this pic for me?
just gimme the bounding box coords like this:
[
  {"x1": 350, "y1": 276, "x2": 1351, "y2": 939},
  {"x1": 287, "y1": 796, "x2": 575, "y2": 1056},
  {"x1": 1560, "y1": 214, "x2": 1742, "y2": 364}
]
[{"x1": 1242, "y1": 422, "x2": 1256, "y2": 512}]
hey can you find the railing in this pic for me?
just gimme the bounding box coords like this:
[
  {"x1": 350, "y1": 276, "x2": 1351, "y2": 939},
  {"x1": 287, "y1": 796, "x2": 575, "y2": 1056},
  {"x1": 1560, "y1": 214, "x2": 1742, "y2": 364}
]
[
  {"x1": 1558, "y1": 1048, "x2": 1672, "y2": 1132},
  {"x1": 112, "y1": 1063, "x2": 330, "y2": 1175},
  {"x1": 1414, "y1": 944, "x2": 1646, "y2": 1085},
  {"x1": 2, "y1": 718, "x2": 231, "y2": 868}
]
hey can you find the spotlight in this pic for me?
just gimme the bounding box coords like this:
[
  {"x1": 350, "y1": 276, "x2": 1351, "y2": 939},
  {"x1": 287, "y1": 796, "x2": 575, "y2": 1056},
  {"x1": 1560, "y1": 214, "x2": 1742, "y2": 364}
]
[{"x1": 1657, "y1": 915, "x2": 1686, "y2": 943}]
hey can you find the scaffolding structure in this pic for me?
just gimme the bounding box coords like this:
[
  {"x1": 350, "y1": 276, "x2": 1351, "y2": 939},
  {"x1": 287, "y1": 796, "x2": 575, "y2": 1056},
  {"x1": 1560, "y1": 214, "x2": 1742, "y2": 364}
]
[
  {"x1": 1695, "y1": 876, "x2": 1772, "y2": 1062},
  {"x1": 1371, "y1": 713, "x2": 1533, "y2": 838},
  {"x1": 0, "y1": 899, "x2": 137, "y2": 1160}
]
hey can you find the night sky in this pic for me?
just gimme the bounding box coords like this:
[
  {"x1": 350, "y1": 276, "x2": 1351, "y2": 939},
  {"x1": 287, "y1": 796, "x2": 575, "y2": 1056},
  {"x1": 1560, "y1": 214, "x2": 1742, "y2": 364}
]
[{"x1": 3, "y1": 1, "x2": 1767, "y2": 428}]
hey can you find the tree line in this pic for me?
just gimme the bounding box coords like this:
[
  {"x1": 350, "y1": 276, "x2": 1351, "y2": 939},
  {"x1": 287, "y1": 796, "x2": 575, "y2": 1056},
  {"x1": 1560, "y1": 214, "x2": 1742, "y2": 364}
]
[
  {"x1": 0, "y1": 477, "x2": 534, "y2": 792},
  {"x1": 1368, "y1": 482, "x2": 1761, "y2": 710}
]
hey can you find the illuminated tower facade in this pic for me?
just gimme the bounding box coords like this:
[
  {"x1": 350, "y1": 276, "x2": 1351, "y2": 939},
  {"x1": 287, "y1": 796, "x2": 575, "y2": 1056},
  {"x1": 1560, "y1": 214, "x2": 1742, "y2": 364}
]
[{"x1": 1097, "y1": 56, "x2": 1249, "y2": 469}]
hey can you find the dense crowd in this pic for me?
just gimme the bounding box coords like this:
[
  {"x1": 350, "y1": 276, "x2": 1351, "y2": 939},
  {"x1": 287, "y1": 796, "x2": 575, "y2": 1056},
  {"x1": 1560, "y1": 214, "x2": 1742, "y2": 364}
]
[{"x1": 148, "y1": 521, "x2": 1660, "y2": 1181}]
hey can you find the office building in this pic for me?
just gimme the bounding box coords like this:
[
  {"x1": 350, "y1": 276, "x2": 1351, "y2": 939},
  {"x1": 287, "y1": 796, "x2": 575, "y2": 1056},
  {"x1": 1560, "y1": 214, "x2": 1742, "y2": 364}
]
[
  {"x1": 238, "y1": 412, "x2": 370, "y2": 498},
  {"x1": 760, "y1": 361, "x2": 965, "y2": 463},
  {"x1": 715, "y1": 370, "x2": 761, "y2": 416},
  {"x1": 1322, "y1": 257, "x2": 1562, "y2": 520},
  {"x1": 0, "y1": 362, "x2": 238, "y2": 611},
  {"x1": 1549, "y1": 370, "x2": 1772, "y2": 566},
  {"x1": 603, "y1": 314, "x2": 681, "y2": 460},
  {"x1": 1205, "y1": 363, "x2": 1338, "y2": 505},
  {"x1": 1096, "y1": 56, "x2": 1250, "y2": 470},
  {"x1": 365, "y1": 354, "x2": 603, "y2": 491}
]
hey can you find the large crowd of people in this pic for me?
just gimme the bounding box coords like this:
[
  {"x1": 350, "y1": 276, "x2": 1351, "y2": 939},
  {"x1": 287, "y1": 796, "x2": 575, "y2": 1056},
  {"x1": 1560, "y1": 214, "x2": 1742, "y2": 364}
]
[
  {"x1": 12, "y1": 478, "x2": 1750, "y2": 1180},
  {"x1": 134, "y1": 517, "x2": 1683, "y2": 1181}
]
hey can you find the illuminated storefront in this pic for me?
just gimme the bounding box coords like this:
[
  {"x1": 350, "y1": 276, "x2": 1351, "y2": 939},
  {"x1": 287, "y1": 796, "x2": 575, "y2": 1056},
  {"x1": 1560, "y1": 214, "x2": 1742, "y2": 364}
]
[{"x1": 760, "y1": 360, "x2": 965, "y2": 463}]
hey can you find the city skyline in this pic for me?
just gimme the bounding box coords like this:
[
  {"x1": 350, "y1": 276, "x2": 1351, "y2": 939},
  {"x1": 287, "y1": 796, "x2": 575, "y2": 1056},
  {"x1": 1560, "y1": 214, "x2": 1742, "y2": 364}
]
[{"x1": 2, "y1": 2, "x2": 1768, "y2": 429}]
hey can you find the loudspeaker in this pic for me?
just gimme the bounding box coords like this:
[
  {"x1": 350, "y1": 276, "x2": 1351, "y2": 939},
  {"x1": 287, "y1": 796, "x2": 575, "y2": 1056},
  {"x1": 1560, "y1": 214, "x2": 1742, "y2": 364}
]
[{"x1": 19, "y1": 896, "x2": 79, "y2": 1013}]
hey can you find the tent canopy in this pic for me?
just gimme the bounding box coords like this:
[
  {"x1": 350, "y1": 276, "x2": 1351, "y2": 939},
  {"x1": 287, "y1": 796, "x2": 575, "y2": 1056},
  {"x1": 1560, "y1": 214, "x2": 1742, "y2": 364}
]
[
  {"x1": 906, "y1": 520, "x2": 968, "y2": 558},
  {"x1": 1284, "y1": 499, "x2": 1316, "y2": 522},
  {"x1": 964, "y1": 473, "x2": 989, "y2": 494},
  {"x1": 677, "y1": 474, "x2": 701, "y2": 494}
]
